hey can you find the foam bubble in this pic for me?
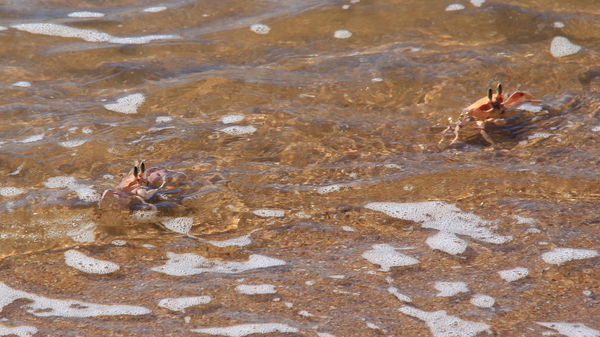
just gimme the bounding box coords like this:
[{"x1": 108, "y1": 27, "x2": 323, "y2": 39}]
[
  {"x1": 250, "y1": 24, "x2": 271, "y2": 34},
  {"x1": 236, "y1": 284, "x2": 277, "y2": 295},
  {"x1": 550, "y1": 36, "x2": 582, "y2": 58},
  {"x1": 12, "y1": 23, "x2": 179, "y2": 45},
  {"x1": 13, "y1": 23, "x2": 112, "y2": 42},
  {"x1": 518, "y1": 103, "x2": 543, "y2": 112},
  {"x1": 317, "y1": 184, "x2": 343, "y2": 194},
  {"x1": 19, "y1": 134, "x2": 44, "y2": 143},
  {"x1": 341, "y1": 226, "x2": 355, "y2": 231},
  {"x1": 158, "y1": 296, "x2": 211, "y2": 312},
  {"x1": 64, "y1": 250, "x2": 120, "y2": 274},
  {"x1": 156, "y1": 116, "x2": 172, "y2": 123},
  {"x1": 434, "y1": 281, "x2": 469, "y2": 297},
  {"x1": 497, "y1": 267, "x2": 529, "y2": 282},
  {"x1": 207, "y1": 234, "x2": 252, "y2": 247},
  {"x1": 162, "y1": 217, "x2": 193, "y2": 234},
  {"x1": 365, "y1": 201, "x2": 511, "y2": 244},
  {"x1": 334, "y1": 30, "x2": 352, "y2": 39},
  {"x1": 44, "y1": 176, "x2": 76, "y2": 188},
  {"x1": 112, "y1": 240, "x2": 127, "y2": 246},
  {"x1": 0, "y1": 323, "x2": 38, "y2": 337},
  {"x1": 541, "y1": 248, "x2": 598, "y2": 265},
  {"x1": 66, "y1": 222, "x2": 97, "y2": 243},
  {"x1": 537, "y1": 322, "x2": 599, "y2": 337},
  {"x1": 0, "y1": 26, "x2": 7, "y2": 31},
  {"x1": 0, "y1": 187, "x2": 25, "y2": 196},
  {"x1": 131, "y1": 210, "x2": 159, "y2": 222},
  {"x1": 399, "y1": 306, "x2": 491, "y2": 337},
  {"x1": 12, "y1": 81, "x2": 31, "y2": 87},
  {"x1": 68, "y1": 11, "x2": 105, "y2": 17},
  {"x1": 470, "y1": 0, "x2": 485, "y2": 7},
  {"x1": 151, "y1": 252, "x2": 286, "y2": 276},
  {"x1": 253, "y1": 209, "x2": 285, "y2": 218},
  {"x1": 143, "y1": 6, "x2": 167, "y2": 12},
  {"x1": 60, "y1": 140, "x2": 87, "y2": 148},
  {"x1": 0, "y1": 282, "x2": 150, "y2": 317},
  {"x1": 362, "y1": 244, "x2": 419, "y2": 271},
  {"x1": 70, "y1": 184, "x2": 100, "y2": 202},
  {"x1": 470, "y1": 294, "x2": 495, "y2": 308},
  {"x1": 445, "y1": 4, "x2": 465, "y2": 11},
  {"x1": 553, "y1": 21, "x2": 565, "y2": 28},
  {"x1": 388, "y1": 287, "x2": 412, "y2": 302},
  {"x1": 528, "y1": 132, "x2": 551, "y2": 140},
  {"x1": 220, "y1": 125, "x2": 257, "y2": 135},
  {"x1": 104, "y1": 93, "x2": 145, "y2": 114},
  {"x1": 107, "y1": 35, "x2": 179, "y2": 44},
  {"x1": 222, "y1": 115, "x2": 245, "y2": 124},
  {"x1": 426, "y1": 231, "x2": 468, "y2": 255},
  {"x1": 192, "y1": 323, "x2": 299, "y2": 336}
]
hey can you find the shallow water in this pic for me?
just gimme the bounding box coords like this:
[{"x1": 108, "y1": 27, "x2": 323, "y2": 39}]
[{"x1": 1, "y1": 0, "x2": 599, "y2": 336}]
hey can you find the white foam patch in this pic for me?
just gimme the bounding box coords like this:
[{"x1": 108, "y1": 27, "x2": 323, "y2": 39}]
[
  {"x1": 592, "y1": 126, "x2": 600, "y2": 132},
  {"x1": 60, "y1": 140, "x2": 87, "y2": 148},
  {"x1": 104, "y1": 93, "x2": 145, "y2": 114},
  {"x1": 362, "y1": 244, "x2": 419, "y2": 271},
  {"x1": 250, "y1": 24, "x2": 270, "y2": 34},
  {"x1": 64, "y1": 250, "x2": 120, "y2": 274},
  {"x1": 151, "y1": 252, "x2": 286, "y2": 276},
  {"x1": 0, "y1": 282, "x2": 150, "y2": 317},
  {"x1": 192, "y1": 323, "x2": 299, "y2": 336},
  {"x1": 0, "y1": 323, "x2": 37, "y2": 337},
  {"x1": 253, "y1": 209, "x2": 285, "y2": 218},
  {"x1": 317, "y1": 184, "x2": 343, "y2": 194},
  {"x1": 316, "y1": 333, "x2": 335, "y2": 337},
  {"x1": 68, "y1": 184, "x2": 100, "y2": 202},
  {"x1": 497, "y1": 267, "x2": 529, "y2": 282},
  {"x1": 162, "y1": 217, "x2": 193, "y2": 234},
  {"x1": 207, "y1": 234, "x2": 252, "y2": 247},
  {"x1": 236, "y1": 284, "x2": 277, "y2": 295},
  {"x1": 364, "y1": 201, "x2": 512, "y2": 244},
  {"x1": 541, "y1": 248, "x2": 598, "y2": 265},
  {"x1": 19, "y1": 134, "x2": 44, "y2": 143},
  {"x1": 12, "y1": 81, "x2": 31, "y2": 87},
  {"x1": 426, "y1": 231, "x2": 468, "y2": 255},
  {"x1": 445, "y1": 4, "x2": 465, "y2": 11},
  {"x1": 470, "y1": 294, "x2": 495, "y2": 308},
  {"x1": 112, "y1": 240, "x2": 127, "y2": 246},
  {"x1": 550, "y1": 36, "x2": 582, "y2": 58},
  {"x1": 158, "y1": 296, "x2": 211, "y2": 312},
  {"x1": 537, "y1": 322, "x2": 600, "y2": 337},
  {"x1": 68, "y1": 11, "x2": 105, "y2": 17},
  {"x1": 388, "y1": 287, "x2": 412, "y2": 302},
  {"x1": 12, "y1": 23, "x2": 179, "y2": 44},
  {"x1": 513, "y1": 215, "x2": 535, "y2": 224},
  {"x1": 44, "y1": 176, "x2": 76, "y2": 188},
  {"x1": 131, "y1": 210, "x2": 159, "y2": 222},
  {"x1": 220, "y1": 125, "x2": 257, "y2": 135},
  {"x1": 334, "y1": 30, "x2": 352, "y2": 39},
  {"x1": 434, "y1": 281, "x2": 469, "y2": 297},
  {"x1": 0, "y1": 26, "x2": 7, "y2": 31},
  {"x1": 0, "y1": 187, "x2": 25, "y2": 196},
  {"x1": 222, "y1": 115, "x2": 245, "y2": 124},
  {"x1": 66, "y1": 222, "x2": 97, "y2": 243},
  {"x1": 107, "y1": 35, "x2": 179, "y2": 44},
  {"x1": 156, "y1": 116, "x2": 172, "y2": 123},
  {"x1": 143, "y1": 6, "x2": 167, "y2": 12},
  {"x1": 518, "y1": 103, "x2": 543, "y2": 112},
  {"x1": 399, "y1": 306, "x2": 492, "y2": 337},
  {"x1": 553, "y1": 21, "x2": 565, "y2": 28},
  {"x1": 528, "y1": 132, "x2": 552, "y2": 140},
  {"x1": 470, "y1": 0, "x2": 485, "y2": 7}
]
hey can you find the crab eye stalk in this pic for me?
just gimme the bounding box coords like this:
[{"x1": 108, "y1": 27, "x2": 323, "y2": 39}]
[
  {"x1": 140, "y1": 162, "x2": 146, "y2": 175},
  {"x1": 497, "y1": 83, "x2": 503, "y2": 96},
  {"x1": 487, "y1": 88, "x2": 493, "y2": 101},
  {"x1": 133, "y1": 165, "x2": 139, "y2": 178}
]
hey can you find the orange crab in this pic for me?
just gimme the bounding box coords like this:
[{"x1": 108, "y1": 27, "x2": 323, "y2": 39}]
[
  {"x1": 99, "y1": 161, "x2": 187, "y2": 210},
  {"x1": 440, "y1": 84, "x2": 534, "y2": 147}
]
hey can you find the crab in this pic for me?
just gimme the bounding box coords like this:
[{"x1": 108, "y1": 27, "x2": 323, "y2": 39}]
[
  {"x1": 439, "y1": 84, "x2": 534, "y2": 147},
  {"x1": 99, "y1": 161, "x2": 187, "y2": 210}
]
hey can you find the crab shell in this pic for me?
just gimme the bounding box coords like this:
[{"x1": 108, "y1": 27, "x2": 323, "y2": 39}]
[{"x1": 464, "y1": 91, "x2": 533, "y2": 121}]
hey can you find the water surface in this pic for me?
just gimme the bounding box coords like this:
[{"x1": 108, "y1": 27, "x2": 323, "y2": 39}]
[{"x1": 1, "y1": 0, "x2": 599, "y2": 336}]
